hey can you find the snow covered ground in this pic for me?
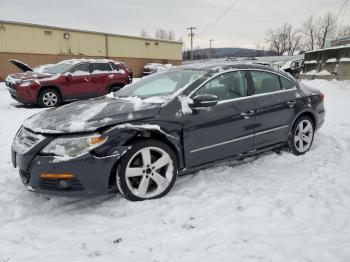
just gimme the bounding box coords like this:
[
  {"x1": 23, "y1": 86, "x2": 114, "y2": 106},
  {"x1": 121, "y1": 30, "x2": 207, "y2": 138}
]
[{"x1": 1, "y1": 80, "x2": 350, "y2": 262}]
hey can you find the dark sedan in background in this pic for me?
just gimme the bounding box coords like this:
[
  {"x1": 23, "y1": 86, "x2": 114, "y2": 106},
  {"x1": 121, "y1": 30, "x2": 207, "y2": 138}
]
[{"x1": 11, "y1": 63, "x2": 325, "y2": 201}]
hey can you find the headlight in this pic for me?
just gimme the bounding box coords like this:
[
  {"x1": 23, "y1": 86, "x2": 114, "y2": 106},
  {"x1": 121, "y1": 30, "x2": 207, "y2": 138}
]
[
  {"x1": 41, "y1": 134, "x2": 107, "y2": 157},
  {"x1": 20, "y1": 79, "x2": 36, "y2": 86}
]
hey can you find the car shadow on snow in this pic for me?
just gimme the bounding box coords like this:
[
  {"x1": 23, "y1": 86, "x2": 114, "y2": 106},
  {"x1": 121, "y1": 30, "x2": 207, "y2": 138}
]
[{"x1": 13, "y1": 101, "x2": 71, "y2": 109}]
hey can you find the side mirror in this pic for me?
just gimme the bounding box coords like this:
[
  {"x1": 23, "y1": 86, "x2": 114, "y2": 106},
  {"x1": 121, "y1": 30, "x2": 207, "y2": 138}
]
[
  {"x1": 191, "y1": 94, "x2": 219, "y2": 108},
  {"x1": 65, "y1": 73, "x2": 72, "y2": 81}
]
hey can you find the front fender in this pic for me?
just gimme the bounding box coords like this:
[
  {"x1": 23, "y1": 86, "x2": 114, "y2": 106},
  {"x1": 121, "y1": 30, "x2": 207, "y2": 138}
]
[{"x1": 101, "y1": 123, "x2": 184, "y2": 170}]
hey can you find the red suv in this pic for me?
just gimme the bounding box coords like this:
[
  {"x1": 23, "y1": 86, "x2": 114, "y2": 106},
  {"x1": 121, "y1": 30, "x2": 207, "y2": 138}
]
[{"x1": 5, "y1": 59, "x2": 133, "y2": 107}]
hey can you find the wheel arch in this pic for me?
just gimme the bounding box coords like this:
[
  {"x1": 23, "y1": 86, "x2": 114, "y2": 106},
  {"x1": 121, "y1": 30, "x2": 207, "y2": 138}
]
[
  {"x1": 38, "y1": 85, "x2": 63, "y2": 100},
  {"x1": 289, "y1": 109, "x2": 317, "y2": 134},
  {"x1": 125, "y1": 131, "x2": 182, "y2": 164},
  {"x1": 107, "y1": 127, "x2": 183, "y2": 188}
]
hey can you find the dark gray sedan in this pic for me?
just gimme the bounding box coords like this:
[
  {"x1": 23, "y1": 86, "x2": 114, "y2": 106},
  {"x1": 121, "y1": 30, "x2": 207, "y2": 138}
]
[{"x1": 12, "y1": 63, "x2": 325, "y2": 201}]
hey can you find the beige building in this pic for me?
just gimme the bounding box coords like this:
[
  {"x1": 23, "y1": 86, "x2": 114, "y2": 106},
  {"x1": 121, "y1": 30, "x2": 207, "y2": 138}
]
[{"x1": 0, "y1": 20, "x2": 183, "y2": 80}]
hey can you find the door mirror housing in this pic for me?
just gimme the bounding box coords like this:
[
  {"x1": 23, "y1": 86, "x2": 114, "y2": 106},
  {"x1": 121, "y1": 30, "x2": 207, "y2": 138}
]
[
  {"x1": 192, "y1": 94, "x2": 219, "y2": 108},
  {"x1": 65, "y1": 73, "x2": 72, "y2": 81}
]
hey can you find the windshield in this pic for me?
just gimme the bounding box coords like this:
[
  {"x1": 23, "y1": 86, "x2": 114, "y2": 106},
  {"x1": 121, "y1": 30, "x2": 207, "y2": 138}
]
[
  {"x1": 116, "y1": 70, "x2": 206, "y2": 99},
  {"x1": 43, "y1": 62, "x2": 73, "y2": 74}
]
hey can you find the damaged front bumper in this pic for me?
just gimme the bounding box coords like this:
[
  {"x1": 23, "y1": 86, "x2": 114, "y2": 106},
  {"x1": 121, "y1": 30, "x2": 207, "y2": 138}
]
[{"x1": 12, "y1": 144, "x2": 127, "y2": 198}]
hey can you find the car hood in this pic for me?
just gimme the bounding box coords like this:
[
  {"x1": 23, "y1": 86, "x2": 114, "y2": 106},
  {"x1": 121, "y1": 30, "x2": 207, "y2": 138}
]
[
  {"x1": 23, "y1": 97, "x2": 161, "y2": 134},
  {"x1": 9, "y1": 59, "x2": 33, "y2": 72}
]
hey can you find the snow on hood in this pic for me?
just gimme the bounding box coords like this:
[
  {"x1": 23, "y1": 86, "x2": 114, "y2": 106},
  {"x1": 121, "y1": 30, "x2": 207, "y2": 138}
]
[{"x1": 23, "y1": 97, "x2": 161, "y2": 134}]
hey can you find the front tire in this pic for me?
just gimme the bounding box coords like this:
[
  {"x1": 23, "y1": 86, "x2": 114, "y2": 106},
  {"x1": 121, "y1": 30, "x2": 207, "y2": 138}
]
[
  {"x1": 288, "y1": 116, "x2": 315, "y2": 155},
  {"x1": 38, "y1": 89, "x2": 61, "y2": 107},
  {"x1": 116, "y1": 140, "x2": 178, "y2": 201}
]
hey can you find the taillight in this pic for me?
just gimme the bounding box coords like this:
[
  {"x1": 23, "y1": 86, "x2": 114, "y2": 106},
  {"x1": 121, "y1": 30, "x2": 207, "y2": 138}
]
[{"x1": 320, "y1": 92, "x2": 325, "y2": 102}]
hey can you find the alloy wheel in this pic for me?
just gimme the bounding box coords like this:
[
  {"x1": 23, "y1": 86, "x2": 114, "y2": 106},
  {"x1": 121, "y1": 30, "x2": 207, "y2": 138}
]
[
  {"x1": 125, "y1": 147, "x2": 174, "y2": 198},
  {"x1": 294, "y1": 119, "x2": 314, "y2": 153},
  {"x1": 42, "y1": 92, "x2": 58, "y2": 106}
]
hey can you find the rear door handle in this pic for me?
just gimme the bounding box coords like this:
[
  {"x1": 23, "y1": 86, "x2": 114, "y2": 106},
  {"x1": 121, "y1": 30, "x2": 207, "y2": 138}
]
[
  {"x1": 240, "y1": 110, "x2": 255, "y2": 119},
  {"x1": 286, "y1": 100, "x2": 296, "y2": 108},
  {"x1": 84, "y1": 77, "x2": 91, "y2": 82},
  {"x1": 108, "y1": 74, "x2": 115, "y2": 79}
]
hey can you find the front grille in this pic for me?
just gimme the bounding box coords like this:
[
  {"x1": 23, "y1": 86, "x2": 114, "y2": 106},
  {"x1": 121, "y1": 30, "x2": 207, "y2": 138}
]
[
  {"x1": 12, "y1": 127, "x2": 46, "y2": 154},
  {"x1": 39, "y1": 178, "x2": 84, "y2": 191}
]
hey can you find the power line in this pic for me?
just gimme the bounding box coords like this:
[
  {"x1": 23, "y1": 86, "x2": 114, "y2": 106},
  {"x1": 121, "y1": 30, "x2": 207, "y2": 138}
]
[
  {"x1": 198, "y1": 0, "x2": 240, "y2": 36},
  {"x1": 335, "y1": 0, "x2": 349, "y2": 39},
  {"x1": 335, "y1": 0, "x2": 349, "y2": 22}
]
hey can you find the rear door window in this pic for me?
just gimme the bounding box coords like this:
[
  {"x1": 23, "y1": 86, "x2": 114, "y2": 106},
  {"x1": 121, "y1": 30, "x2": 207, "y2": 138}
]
[
  {"x1": 90, "y1": 63, "x2": 112, "y2": 73},
  {"x1": 280, "y1": 76, "x2": 295, "y2": 90},
  {"x1": 111, "y1": 63, "x2": 121, "y2": 71},
  {"x1": 250, "y1": 71, "x2": 282, "y2": 94}
]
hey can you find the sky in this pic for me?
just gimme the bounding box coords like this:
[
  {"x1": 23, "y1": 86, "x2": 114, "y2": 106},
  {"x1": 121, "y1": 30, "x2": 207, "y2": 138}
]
[{"x1": 0, "y1": 0, "x2": 349, "y2": 50}]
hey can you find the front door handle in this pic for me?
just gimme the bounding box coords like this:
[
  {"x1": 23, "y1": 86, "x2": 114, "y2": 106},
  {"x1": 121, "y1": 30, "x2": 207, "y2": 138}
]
[
  {"x1": 240, "y1": 110, "x2": 255, "y2": 119},
  {"x1": 286, "y1": 100, "x2": 296, "y2": 108},
  {"x1": 84, "y1": 77, "x2": 91, "y2": 82}
]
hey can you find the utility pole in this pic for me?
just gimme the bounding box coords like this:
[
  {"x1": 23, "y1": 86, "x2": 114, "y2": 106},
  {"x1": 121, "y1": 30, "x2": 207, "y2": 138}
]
[
  {"x1": 186, "y1": 26, "x2": 196, "y2": 60},
  {"x1": 209, "y1": 39, "x2": 214, "y2": 60}
]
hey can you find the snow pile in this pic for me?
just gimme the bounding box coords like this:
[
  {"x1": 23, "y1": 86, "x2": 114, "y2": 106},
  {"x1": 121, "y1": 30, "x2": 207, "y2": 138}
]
[
  {"x1": 304, "y1": 60, "x2": 317, "y2": 64},
  {"x1": 178, "y1": 95, "x2": 193, "y2": 115},
  {"x1": 316, "y1": 70, "x2": 332, "y2": 76},
  {"x1": 1, "y1": 80, "x2": 350, "y2": 261},
  {"x1": 339, "y1": 57, "x2": 350, "y2": 62},
  {"x1": 325, "y1": 58, "x2": 337, "y2": 63},
  {"x1": 114, "y1": 95, "x2": 168, "y2": 110},
  {"x1": 302, "y1": 70, "x2": 317, "y2": 75}
]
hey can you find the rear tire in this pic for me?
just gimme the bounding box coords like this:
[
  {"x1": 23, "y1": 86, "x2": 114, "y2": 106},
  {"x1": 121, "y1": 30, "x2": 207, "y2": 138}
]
[
  {"x1": 38, "y1": 89, "x2": 61, "y2": 107},
  {"x1": 288, "y1": 116, "x2": 315, "y2": 155},
  {"x1": 116, "y1": 140, "x2": 178, "y2": 201}
]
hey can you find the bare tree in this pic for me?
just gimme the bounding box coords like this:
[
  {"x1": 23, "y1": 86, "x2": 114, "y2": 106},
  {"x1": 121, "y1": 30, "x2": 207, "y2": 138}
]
[
  {"x1": 265, "y1": 23, "x2": 301, "y2": 55},
  {"x1": 315, "y1": 12, "x2": 337, "y2": 49},
  {"x1": 288, "y1": 27, "x2": 302, "y2": 55},
  {"x1": 266, "y1": 29, "x2": 283, "y2": 55},
  {"x1": 301, "y1": 16, "x2": 317, "y2": 51},
  {"x1": 168, "y1": 31, "x2": 175, "y2": 41},
  {"x1": 139, "y1": 29, "x2": 149, "y2": 38},
  {"x1": 155, "y1": 29, "x2": 168, "y2": 40}
]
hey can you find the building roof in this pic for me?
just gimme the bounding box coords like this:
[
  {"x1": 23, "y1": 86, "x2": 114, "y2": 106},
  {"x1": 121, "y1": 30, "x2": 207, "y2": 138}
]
[
  {"x1": 306, "y1": 44, "x2": 350, "y2": 54},
  {"x1": 0, "y1": 20, "x2": 182, "y2": 44}
]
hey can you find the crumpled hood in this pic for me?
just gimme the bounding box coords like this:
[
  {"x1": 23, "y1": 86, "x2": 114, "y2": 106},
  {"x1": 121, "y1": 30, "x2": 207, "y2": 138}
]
[{"x1": 23, "y1": 97, "x2": 161, "y2": 134}]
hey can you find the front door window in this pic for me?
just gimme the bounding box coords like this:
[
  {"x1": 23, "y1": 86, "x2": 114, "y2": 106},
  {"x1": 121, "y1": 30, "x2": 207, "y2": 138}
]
[{"x1": 196, "y1": 71, "x2": 248, "y2": 101}]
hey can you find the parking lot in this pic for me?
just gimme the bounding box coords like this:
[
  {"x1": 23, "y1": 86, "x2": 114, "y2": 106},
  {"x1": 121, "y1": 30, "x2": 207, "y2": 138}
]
[{"x1": 1, "y1": 79, "x2": 350, "y2": 261}]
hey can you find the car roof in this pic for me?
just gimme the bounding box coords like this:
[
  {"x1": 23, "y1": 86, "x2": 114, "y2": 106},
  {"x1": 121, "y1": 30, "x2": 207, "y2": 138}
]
[
  {"x1": 175, "y1": 62, "x2": 297, "y2": 83},
  {"x1": 58, "y1": 58, "x2": 119, "y2": 65}
]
